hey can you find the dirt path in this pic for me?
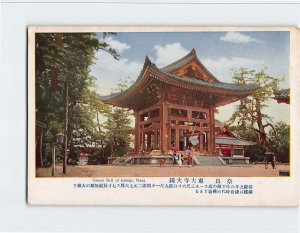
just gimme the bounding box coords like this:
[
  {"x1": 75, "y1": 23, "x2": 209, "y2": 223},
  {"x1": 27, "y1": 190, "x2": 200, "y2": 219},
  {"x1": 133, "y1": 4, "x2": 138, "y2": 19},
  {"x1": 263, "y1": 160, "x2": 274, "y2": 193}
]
[{"x1": 36, "y1": 164, "x2": 289, "y2": 177}]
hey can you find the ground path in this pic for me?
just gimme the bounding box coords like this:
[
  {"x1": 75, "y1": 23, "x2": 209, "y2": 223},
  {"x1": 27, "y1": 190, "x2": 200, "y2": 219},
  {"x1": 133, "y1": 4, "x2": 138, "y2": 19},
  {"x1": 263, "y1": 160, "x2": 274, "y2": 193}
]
[{"x1": 36, "y1": 164, "x2": 289, "y2": 177}]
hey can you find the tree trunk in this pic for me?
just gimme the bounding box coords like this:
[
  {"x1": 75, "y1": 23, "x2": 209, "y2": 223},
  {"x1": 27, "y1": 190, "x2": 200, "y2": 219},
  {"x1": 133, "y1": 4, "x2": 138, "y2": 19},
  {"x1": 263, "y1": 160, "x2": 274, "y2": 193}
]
[
  {"x1": 96, "y1": 110, "x2": 102, "y2": 133},
  {"x1": 110, "y1": 141, "x2": 114, "y2": 157},
  {"x1": 102, "y1": 141, "x2": 104, "y2": 158},
  {"x1": 68, "y1": 129, "x2": 73, "y2": 162},
  {"x1": 63, "y1": 79, "x2": 68, "y2": 174},
  {"x1": 255, "y1": 97, "x2": 268, "y2": 153}
]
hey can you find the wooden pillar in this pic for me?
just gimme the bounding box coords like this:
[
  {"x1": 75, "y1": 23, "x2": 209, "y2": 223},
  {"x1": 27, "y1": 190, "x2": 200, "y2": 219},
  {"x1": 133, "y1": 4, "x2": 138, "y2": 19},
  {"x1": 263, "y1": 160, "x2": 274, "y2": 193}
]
[
  {"x1": 157, "y1": 129, "x2": 160, "y2": 149},
  {"x1": 209, "y1": 107, "x2": 216, "y2": 155},
  {"x1": 168, "y1": 127, "x2": 172, "y2": 149},
  {"x1": 146, "y1": 132, "x2": 151, "y2": 150},
  {"x1": 142, "y1": 132, "x2": 145, "y2": 151},
  {"x1": 154, "y1": 129, "x2": 158, "y2": 150},
  {"x1": 206, "y1": 132, "x2": 210, "y2": 153},
  {"x1": 134, "y1": 111, "x2": 140, "y2": 154},
  {"x1": 153, "y1": 130, "x2": 156, "y2": 150},
  {"x1": 160, "y1": 91, "x2": 168, "y2": 153},
  {"x1": 186, "y1": 136, "x2": 190, "y2": 149},
  {"x1": 199, "y1": 132, "x2": 203, "y2": 152},
  {"x1": 160, "y1": 102, "x2": 168, "y2": 152},
  {"x1": 175, "y1": 127, "x2": 179, "y2": 151}
]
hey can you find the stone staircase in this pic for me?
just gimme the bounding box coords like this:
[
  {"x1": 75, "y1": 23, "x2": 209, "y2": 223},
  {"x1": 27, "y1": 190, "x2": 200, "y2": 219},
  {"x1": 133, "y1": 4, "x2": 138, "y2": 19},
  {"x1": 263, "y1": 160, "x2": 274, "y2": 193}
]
[
  {"x1": 111, "y1": 156, "x2": 129, "y2": 165},
  {"x1": 194, "y1": 156, "x2": 226, "y2": 166}
]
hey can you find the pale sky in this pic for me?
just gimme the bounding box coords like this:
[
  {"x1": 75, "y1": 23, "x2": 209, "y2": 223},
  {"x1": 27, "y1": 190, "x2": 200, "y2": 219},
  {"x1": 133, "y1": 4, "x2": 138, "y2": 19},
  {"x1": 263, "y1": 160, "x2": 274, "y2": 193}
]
[{"x1": 91, "y1": 31, "x2": 290, "y2": 125}]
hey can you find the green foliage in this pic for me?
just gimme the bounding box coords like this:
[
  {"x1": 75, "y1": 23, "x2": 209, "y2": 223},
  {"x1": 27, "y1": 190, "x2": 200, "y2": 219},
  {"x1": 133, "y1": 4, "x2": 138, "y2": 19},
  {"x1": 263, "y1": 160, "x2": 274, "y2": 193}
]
[
  {"x1": 230, "y1": 68, "x2": 280, "y2": 126},
  {"x1": 228, "y1": 68, "x2": 290, "y2": 162},
  {"x1": 229, "y1": 124, "x2": 264, "y2": 162},
  {"x1": 268, "y1": 122, "x2": 290, "y2": 163},
  {"x1": 229, "y1": 68, "x2": 281, "y2": 153},
  {"x1": 110, "y1": 77, "x2": 134, "y2": 94},
  {"x1": 244, "y1": 145, "x2": 265, "y2": 162},
  {"x1": 104, "y1": 108, "x2": 132, "y2": 156},
  {"x1": 104, "y1": 77, "x2": 134, "y2": 157},
  {"x1": 229, "y1": 125, "x2": 259, "y2": 142},
  {"x1": 36, "y1": 33, "x2": 119, "y2": 165}
]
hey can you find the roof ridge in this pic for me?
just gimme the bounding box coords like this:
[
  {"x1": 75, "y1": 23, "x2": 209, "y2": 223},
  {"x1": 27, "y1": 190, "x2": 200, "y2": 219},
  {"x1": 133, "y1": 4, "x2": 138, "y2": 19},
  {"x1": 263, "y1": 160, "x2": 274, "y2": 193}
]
[
  {"x1": 160, "y1": 49, "x2": 196, "y2": 71},
  {"x1": 160, "y1": 48, "x2": 220, "y2": 83},
  {"x1": 193, "y1": 56, "x2": 220, "y2": 83}
]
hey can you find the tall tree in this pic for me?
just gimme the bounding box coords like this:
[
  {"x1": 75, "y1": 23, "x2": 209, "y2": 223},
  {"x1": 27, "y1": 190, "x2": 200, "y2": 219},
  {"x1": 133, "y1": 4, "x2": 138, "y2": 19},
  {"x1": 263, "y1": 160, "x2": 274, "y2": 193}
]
[
  {"x1": 268, "y1": 122, "x2": 290, "y2": 163},
  {"x1": 104, "y1": 108, "x2": 132, "y2": 157},
  {"x1": 228, "y1": 68, "x2": 280, "y2": 153},
  {"x1": 86, "y1": 88, "x2": 111, "y2": 155},
  {"x1": 35, "y1": 33, "x2": 119, "y2": 166},
  {"x1": 104, "y1": 78, "x2": 134, "y2": 157}
]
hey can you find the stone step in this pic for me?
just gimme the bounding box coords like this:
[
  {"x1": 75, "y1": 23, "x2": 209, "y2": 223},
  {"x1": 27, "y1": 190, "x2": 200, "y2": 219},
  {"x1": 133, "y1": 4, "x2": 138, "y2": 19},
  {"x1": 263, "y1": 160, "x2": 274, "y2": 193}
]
[
  {"x1": 111, "y1": 157, "x2": 129, "y2": 165},
  {"x1": 194, "y1": 156, "x2": 226, "y2": 166}
]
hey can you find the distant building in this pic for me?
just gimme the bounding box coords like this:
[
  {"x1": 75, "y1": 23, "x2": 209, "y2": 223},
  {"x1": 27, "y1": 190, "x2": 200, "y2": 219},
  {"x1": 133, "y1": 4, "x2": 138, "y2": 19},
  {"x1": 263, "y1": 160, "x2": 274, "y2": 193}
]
[
  {"x1": 273, "y1": 88, "x2": 290, "y2": 104},
  {"x1": 215, "y1": 123, "x2": 256, "y2": 157}
]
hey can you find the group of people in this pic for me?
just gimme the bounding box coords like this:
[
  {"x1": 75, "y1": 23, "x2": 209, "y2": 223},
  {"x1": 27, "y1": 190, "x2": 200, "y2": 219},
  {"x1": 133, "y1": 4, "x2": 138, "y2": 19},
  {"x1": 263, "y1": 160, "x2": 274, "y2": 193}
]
[{"x1": 171, "y1": 144, "x2": 193, "y2": 168}]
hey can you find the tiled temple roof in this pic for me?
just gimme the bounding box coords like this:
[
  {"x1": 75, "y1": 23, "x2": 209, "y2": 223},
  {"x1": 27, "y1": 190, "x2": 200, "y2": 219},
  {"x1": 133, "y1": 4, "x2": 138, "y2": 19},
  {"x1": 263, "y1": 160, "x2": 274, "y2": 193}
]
[
  {"x1": 161, "y1": 48, "x2": 220, "y2": 82},
  {"x1": 159, "y1": 70, "x2": 258, "y2": 92},
  {"x1": 100, "y1": 56, "x2": 154, "y2": 101},
  {"x1": 273, "y1": 88, "x2": 290, "y2": 100},
  {"x1": 100, "y1": 49, "x2": 259, "y2": 102},
  {"x1": 161, "y1": 52, "x2": 195, "y2": 73},
  {"x1": 216, "y1": 137, "x2": 257, "y2": 146}
]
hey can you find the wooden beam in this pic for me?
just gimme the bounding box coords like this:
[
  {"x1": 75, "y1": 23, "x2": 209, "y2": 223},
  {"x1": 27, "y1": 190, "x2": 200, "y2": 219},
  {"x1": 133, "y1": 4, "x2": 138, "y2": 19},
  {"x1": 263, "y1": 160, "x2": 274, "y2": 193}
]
[
  {"x1": 168, "y1": 116, "x2": 209, "y2": 123},
  {"x1": 167, "y1": 102, "x2": 209, "y2": 113},
  {"x1": 140, "y1": 128, "x2": 157, "y2": 133},
  {"x1": 138, "y1": 103, "x2": 160, "y2": 115},
  {"x1": 139, "y1": 116, "x2": 160, "y2": 126},
  {"x1": 168, "y1": 125, "x2": 210, "y2": 130}
]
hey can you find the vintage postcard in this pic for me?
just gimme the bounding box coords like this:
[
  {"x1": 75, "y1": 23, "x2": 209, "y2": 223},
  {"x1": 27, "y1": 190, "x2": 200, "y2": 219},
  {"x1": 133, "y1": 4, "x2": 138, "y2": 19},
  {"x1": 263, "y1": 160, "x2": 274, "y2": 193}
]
[{"x1": 28, "y1": 26, "x2": 299, "y2": 206}]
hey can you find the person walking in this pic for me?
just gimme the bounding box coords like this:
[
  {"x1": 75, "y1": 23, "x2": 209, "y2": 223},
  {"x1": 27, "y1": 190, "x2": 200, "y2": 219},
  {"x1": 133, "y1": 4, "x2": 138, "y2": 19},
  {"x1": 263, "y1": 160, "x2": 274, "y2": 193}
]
[
  {"x1": 177, "y1": 153, "x2": 183, "y2": 168},
  {"x1": 187, "y1": 152, "x2": 193, "y2": 168},
  {"x1": 185, "y1": 147, "x2": 192, "y2": 168},
  {"x1": 171, "y1": 143, "x2": 177, "y2": 165}
]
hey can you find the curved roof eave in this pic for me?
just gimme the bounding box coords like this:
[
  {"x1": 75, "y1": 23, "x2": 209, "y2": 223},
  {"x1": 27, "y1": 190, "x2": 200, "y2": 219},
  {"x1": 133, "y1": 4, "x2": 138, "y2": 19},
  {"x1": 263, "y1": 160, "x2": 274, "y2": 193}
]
[
  {"x1": 100, "y1": 56, "x2": 259, "y2": 103},
  {"x1": 159, "y1": 70, "x2": 259, "y2": 93},
  {"x1": 100, "y1": 56, "x2": 153, "y2": 102}
]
